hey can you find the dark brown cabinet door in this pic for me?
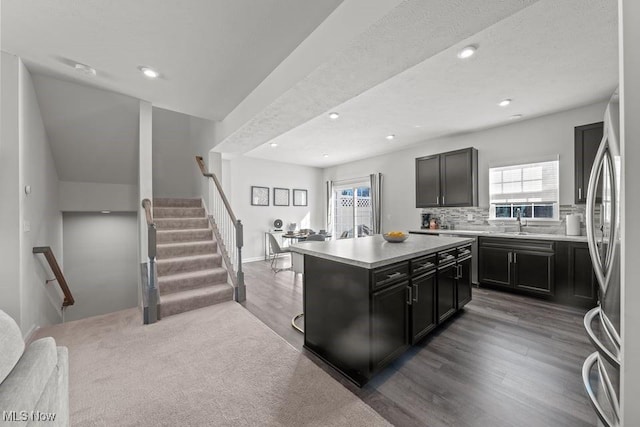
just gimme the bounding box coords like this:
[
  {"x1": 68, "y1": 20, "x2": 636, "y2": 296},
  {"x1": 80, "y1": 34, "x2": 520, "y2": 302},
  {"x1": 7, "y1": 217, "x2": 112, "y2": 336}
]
[
  {"x1": 575, "y1": 122, "x2": 603, "y2": 203},
  {"x1": 479, "y1": 246, "x2": 512, "y2": 288},
  {"x1": 416, "y1": 155, "x2": 440, "y2": 208},
  {"x1": 568, "y1": 243, "x2": 598, "y2": 307},
  {"x1": 513, "y1": 251, "x2": 554, "y2": 295},
  {"x1": 457, "y1": 257, "x2": 472, "y2": 309},
  {"x1": 371, "y1": 281, "x2": 410, "y2": 371},
  {"x1": 437, "y1": 263, "x2": 457, "y2": 323},
  {"x1": 410, "y1": 271, "x2": 437, "y2": 343},
  {"x1": 440, "y1": 148, "x2": 476, "y2": 206}
]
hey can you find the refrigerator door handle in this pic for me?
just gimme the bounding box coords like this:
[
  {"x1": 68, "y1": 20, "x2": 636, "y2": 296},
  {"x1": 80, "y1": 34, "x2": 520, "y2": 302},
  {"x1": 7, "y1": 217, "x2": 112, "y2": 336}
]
[
  {"x1": 582, "y1": 352, "x2": 620, "y2": 427},
  {"x1": 586, "y1": 132, "x2": 609, "y2": 294},
  {"x1": 583, "y1": 307, "x2": 620, "y2": 367}
]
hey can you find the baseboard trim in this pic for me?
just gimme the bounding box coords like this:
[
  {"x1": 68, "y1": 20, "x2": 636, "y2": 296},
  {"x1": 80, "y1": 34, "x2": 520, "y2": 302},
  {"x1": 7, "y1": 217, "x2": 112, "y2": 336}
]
[{"x1": 242, "y1": 256, "x2": 266, "y2": 264}]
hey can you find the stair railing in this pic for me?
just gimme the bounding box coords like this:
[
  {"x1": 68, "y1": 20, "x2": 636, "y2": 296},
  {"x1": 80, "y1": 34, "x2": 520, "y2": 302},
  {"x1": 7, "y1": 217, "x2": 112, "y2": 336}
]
[
  {"x1": 33, "y1": 246, "x2": 74, "y2": 308},
  {"x1": 141, "y1": 198, "x2": 159, "y2": 324},
  {"x1": 195, "y1": 156, "x2": 246, "y2": 302}
]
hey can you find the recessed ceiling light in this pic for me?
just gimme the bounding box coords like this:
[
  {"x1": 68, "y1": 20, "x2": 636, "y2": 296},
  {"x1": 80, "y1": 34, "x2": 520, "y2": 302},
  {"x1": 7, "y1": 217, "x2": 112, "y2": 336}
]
[
  {"x1": 101, "y1": 210, "x2": 111, "y2": 214},
  {"x1": 498, "y1": 99, "x2": 512, "y2": 107},
  {"x1": 270, "y1": 142, "x2": 278, "y2": 147},
  {"x1": 74, "y1": 63, "x2": 96, "y2": 76},
  {"x1": 510, "y1": 114, "x2": 523, "y2": 120},
  {"x1": 323, "y1": 154, "x2": 329, "y2": 158},
  {"x1": 139, "y1": 66, "x2": 160, "y2": 79},
  {"x1": 386, "y1": 134, "x2": 395, "y2": 140},
  {"x1": 457, "y1": 45, "x2": 477, "y2": 59},
  {"x1": 328, "y1": 112, "x2": 340, "y2": 120}
]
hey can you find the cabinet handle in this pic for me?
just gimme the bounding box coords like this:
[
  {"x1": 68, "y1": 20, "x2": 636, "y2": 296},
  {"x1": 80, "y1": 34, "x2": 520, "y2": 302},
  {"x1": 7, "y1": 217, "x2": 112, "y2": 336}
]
[
  {"x1": 387, "y1": 272, "x2": 403, "y2": 280},
  {"x1": 458, "y1": 264, "x2": 463, "y2": 279},
  {"x1": 579, "y1": 187, "x2": 582, "y2": 200},
  {"x1": 442, "y1": 195, "x2": 445, "y2": 205},
  {"x1": 436, "y1": 195, "x2": 439, "y2": 204},
  {"x1": 421, "y1": 262, "x2": 434, "y2": 269},
  {"x1": 413, "y1": 284, "x2": 419, "y2": 302},
  {"x1": 514, "y1": 253, "x2": 517, "y2": 264},
  {"x1": 407, "y1": 286, "x2": 413, "y2": 305}
]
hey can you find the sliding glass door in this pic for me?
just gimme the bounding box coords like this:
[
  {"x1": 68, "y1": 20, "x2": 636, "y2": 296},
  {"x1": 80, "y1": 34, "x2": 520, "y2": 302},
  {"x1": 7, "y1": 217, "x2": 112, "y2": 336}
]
[{"x1": 332, "y1": 180, "x2": 373, "y2": 239}]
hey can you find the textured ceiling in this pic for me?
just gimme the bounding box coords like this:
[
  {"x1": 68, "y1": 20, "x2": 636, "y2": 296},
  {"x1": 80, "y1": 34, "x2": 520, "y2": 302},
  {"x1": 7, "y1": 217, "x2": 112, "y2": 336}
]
[
  {"x1": 1, "y1": 0, "x2": 343, "y2": 120},
  {"x1": 215, "y1": 0, "x2": 541, "y2": 154},
  {"x1": 240, "y1": 0, "x2": 618, "y2": 167},
  {"x1": 31, "y1": 75, "x2": 140, "y2": 184}
]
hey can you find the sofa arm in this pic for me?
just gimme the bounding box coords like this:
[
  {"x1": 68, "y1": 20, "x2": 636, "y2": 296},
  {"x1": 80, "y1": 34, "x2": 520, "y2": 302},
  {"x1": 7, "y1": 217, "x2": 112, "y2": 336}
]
[{"x1": 0, "y1": 337, "x2": 57, "y2": 417}]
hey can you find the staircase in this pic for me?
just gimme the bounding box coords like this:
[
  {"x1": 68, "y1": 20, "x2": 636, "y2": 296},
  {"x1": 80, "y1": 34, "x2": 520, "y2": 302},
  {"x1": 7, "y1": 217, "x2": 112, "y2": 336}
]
[{"x1": 154, "y1": 198, "x2": 234, "y2": 318}]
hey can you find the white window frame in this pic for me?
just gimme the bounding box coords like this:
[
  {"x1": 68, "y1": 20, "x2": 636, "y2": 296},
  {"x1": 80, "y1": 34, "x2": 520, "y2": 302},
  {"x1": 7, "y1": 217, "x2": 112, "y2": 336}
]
[{"x1": 489, "y1": 160, "x2": 560, "y2": 222}]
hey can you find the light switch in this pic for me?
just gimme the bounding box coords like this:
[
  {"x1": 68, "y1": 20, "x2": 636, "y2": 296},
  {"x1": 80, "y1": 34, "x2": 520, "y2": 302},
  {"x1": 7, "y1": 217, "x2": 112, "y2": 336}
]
[{"x1": 23, "y1": 221, "x2": 31, "y2": 232}]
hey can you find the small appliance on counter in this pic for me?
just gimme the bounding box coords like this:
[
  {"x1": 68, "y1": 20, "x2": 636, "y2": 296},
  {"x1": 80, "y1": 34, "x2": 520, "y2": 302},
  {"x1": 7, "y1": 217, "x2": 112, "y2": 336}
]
[
  {"x1": 429, "y1": 218, "x2": 439, "y2": 229},
  {"x1": 421, "y1": 213, "x2": 431, "y2": 229},
  {"x1": 565, "y1": 214, "x2": 581, "y2": 236}
]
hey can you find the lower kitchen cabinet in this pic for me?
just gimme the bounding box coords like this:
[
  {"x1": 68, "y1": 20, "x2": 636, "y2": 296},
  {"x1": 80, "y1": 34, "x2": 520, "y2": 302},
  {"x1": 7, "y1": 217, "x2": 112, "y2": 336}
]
[
  {"x1": 410, "y1": 270, "x2": 437, "y2": 343},
  {"x1": 555, "y1": 242, "x2": 599, "y2": 308},
  {"x1": 478, "y1": 246, "x2": 512, "y2": 287},
  {"x1": 437, "y1": 262, "x2": 457, "y2": 323},
  {"x1": 513, "y1": 250, "x2": 554, "y2": 295},
  {"x1": 457, "y1": 255, "x2": 473, "y2": 308},
  {"x1": 371, "y1": 280, "x2": 410, "y2": 371}
]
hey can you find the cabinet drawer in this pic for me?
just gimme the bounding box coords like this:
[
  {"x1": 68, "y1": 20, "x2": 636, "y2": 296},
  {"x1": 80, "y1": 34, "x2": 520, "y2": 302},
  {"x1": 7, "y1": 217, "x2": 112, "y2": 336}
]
[
  {"x1": 373, "y1": 262, "x2": 410, "y2": 290},
  {"x1": 457, "y1": 245, "x2": 472, "y2": 259},
  {"x1": 411, "y1": 254, "x2": 436, "y2": 276},
  {"x1": 479, "y1": 237, "x2": 554, "y2": 253},
  {"x1": 438, "y1": 249, "x2": 457, "y2": 266}
]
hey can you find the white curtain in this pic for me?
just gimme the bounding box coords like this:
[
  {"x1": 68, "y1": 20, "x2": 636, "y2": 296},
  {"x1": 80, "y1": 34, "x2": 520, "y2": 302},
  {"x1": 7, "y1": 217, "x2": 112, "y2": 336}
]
[
  {"x1": 369, "y1": 173, "x2": 382, "y2": 234},
  {"x1": 326, "y1": 180, "x2": 334, "y2": 234}
]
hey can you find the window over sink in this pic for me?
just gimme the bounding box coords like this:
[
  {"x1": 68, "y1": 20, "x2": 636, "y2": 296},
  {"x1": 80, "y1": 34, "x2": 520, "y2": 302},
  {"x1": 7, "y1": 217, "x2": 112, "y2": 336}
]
[{"x1": 489, "y1": 160, "x2": 559, "y2": 221}]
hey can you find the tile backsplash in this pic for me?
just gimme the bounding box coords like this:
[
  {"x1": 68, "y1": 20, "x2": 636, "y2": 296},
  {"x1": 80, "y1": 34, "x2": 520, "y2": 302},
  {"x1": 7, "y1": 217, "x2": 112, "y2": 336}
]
[{"x1": 422, "y1": 205, "x2": 600, "y2": 236}]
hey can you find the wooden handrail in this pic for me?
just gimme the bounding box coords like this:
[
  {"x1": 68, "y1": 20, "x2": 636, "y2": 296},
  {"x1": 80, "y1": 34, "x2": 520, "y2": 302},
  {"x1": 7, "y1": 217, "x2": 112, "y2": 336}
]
[
  {"x1": 195, "y1": 156, "x2": 237, "y2": 224},
  {"x1": 141, "y1": 198, "x2": 154, "y2": 225},
  {"x1": 33, "y1": 247, "x2": 74, "y2": 307}
]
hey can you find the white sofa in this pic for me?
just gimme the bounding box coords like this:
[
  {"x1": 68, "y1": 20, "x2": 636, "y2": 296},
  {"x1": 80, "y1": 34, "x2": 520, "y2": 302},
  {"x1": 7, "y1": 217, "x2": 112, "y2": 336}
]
[{"x1": 0, "y1": 310, "x2": 69, "y2": 426}]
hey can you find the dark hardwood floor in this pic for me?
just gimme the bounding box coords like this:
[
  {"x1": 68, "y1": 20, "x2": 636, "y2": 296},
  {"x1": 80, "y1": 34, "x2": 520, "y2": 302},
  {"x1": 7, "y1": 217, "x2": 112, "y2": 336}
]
[{"x1": 241, "y1": 258, "x2": 596, "y2": 427}]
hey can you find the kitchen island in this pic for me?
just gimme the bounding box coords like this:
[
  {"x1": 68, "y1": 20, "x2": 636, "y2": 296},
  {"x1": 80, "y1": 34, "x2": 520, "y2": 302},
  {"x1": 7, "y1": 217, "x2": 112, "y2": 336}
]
[{"x1": 290, "y1": 234, "x2": 474, "y2": 386}]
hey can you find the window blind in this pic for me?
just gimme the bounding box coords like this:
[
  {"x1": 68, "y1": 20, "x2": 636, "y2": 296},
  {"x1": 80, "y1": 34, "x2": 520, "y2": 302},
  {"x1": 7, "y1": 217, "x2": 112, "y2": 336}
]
[{"x1": 489, "y1": 160, "x2": 559, "y2": 204}]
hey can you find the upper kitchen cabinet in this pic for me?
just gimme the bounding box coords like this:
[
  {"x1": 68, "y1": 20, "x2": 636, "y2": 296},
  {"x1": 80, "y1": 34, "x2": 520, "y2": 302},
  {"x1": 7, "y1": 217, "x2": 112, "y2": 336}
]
[
  {"x1": 575, "y1": 121, "x2": 603, "y2": 203},
  {"x1": 416, "y1": 147, "x2": 478, "y2": 208}
]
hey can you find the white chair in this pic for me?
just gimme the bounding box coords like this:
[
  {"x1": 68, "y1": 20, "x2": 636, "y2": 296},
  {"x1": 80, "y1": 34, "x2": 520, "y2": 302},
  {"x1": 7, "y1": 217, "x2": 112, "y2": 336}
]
[{"x1": 267, "y1": 233, "x2": 292, "y2": 273}]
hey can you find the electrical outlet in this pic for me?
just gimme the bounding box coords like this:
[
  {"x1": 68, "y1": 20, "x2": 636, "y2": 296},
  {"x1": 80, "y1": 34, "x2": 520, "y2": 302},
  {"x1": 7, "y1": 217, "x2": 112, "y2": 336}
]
[
  {"x1": 23, "y1": 221, "x2": 31, "y2": 232},
  {"x1": 467, "y1": 213, "x2": 473, "y2": 221}
]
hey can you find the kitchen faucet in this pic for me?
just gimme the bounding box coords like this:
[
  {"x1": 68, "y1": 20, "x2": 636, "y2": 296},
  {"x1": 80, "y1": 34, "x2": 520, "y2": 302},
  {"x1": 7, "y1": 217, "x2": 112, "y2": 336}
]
[{"x1": 516, "y1": 208, "x2": 522, "y2": 232}]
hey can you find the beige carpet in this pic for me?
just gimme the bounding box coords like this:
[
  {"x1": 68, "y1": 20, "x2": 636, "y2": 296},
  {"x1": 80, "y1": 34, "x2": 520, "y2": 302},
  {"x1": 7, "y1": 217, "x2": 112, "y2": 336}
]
[{"x1": 34, "y1": 302, "x2": 390, "y2": 427}]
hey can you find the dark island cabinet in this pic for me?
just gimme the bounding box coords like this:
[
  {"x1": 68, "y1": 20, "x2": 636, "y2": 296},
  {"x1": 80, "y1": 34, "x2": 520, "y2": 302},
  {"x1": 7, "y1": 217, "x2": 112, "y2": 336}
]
[
  {"x1": 575, "y1": 121, "x2": 604, "y2": 204},
  {"x1": 437, "y1": 262, "x2": 457, "y2": 323},
  {"x1": 410, "y1": 270, "x2": 437, "y2": 343},
  {"x1": 416, "y1": 147, "x2": 478, "y2": 208},
  {"x1": 456, "y1": 254, "x2": 473, "y2": 309},
  {"x1": 372, "y1": 281, "x2": 410, "y2": 371}
]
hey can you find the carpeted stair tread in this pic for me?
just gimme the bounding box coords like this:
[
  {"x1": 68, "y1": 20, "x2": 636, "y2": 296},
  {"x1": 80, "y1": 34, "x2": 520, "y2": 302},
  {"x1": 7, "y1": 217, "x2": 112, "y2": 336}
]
[
  {"x1": 155, "y1": 217, "x2": 210, "y2": 230},
  {"x1": 158, "y1": 268, "x2": 228, "y2": 295},
  {"x1": 157, "y1": 241, "x2": 218, "y2": 259},
  {"x1": 157, "y1": 253, "x2": 222, "y2": 276},
  {"x1": 154, "y1": 198, "x2": 201, "y2": 208},
  {"x1": 154, "y1": 207, "x2": 206, "y2": 218},
  {"x1": 156, "y1": 228, "x2": 213, "y2": 243},
  {"x1": 159, "y1": 284, "x2": 234, "y2": 318}
]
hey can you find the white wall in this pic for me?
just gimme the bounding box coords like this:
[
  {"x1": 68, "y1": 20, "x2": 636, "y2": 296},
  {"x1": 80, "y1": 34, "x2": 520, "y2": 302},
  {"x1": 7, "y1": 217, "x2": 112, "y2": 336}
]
[
  {"x1": 152, "y1": 107, "x2": 200, "y2": 198},
  {"x1": 189, "y1": 117, "x2": 218, "y2": 208},
  {"x1": 59, "y1": 181, "x2": 138, "y2": 212},
  {"x1": 18, "y1": 59, "x2": 64, "y2": 336},
  {"x1": 323, "y1": 101, "x2": 608, "y2": 232},
  {"x1": 0, "y1": 52, "x2": 22, "y2": 324},
  {"x1": 226, "y1": 156, "x2": 324, "y2": 261},
  {"x1": 62, "y1": 213, "x2": 139, "y2": 321},
  {"x1": 620, "y1": 0, "x2": 640, "y2": 424},
  {"x1": 139, "y1": 101, "x2": 152, "y2": 264}
]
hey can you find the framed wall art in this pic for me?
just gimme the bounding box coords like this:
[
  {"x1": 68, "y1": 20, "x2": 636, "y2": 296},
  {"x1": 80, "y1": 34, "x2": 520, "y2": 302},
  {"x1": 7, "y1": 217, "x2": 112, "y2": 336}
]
[
  {"x1": 273, "y1": 187, "x2": 290, "y2": 206},
  {"x1": 251, "y1": 186, "x2": 269, "y2": 206},
  {"x1": 293, "y1": 189, "x2": 308, "y2": 206}
]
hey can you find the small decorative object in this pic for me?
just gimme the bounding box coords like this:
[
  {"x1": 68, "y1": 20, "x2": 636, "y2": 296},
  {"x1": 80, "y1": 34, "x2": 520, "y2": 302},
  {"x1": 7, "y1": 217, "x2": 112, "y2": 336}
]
[
  {"x1": 429, "y1": 218, "x2": 439, "y2": 229},
  {"x1": 251, "y1": 186, "x2": 269, "y2": 206},
  {"x1": 383, "y1": 231, "x2": 408, "y2": 243},
  {"x1": 273, "y1": 188, "x2": 290, "y2": 206},
  {"x1": 286, "y1": 223, "x2": 297, "y2": 233},
  {"x1": 273, "y1": 219, "x2": 283, "y2": 231},
  {"x1": 293, "y1": 189, "x2": 307, "y2": 206}
]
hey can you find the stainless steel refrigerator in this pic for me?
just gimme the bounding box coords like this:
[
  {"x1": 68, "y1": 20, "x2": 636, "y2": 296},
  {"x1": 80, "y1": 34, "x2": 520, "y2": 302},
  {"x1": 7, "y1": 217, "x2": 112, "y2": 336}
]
[{"x1": 582, "y1": 92, "x2": 621, "y2": 427}]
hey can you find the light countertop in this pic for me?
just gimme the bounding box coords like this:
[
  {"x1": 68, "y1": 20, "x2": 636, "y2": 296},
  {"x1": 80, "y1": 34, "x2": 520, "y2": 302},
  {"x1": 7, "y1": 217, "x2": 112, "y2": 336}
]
[
  {"x1": 290, "y1": 234, "x2": 473, "y2": 269},
  {"x1": 409, "y1": 228, "x2": 588, "y2": 243}
]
